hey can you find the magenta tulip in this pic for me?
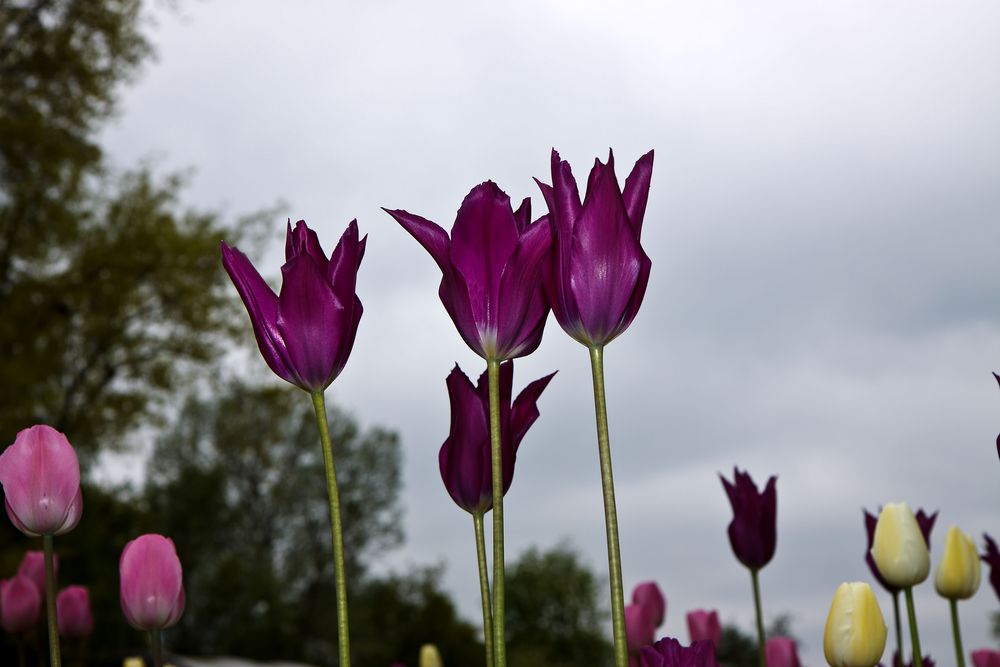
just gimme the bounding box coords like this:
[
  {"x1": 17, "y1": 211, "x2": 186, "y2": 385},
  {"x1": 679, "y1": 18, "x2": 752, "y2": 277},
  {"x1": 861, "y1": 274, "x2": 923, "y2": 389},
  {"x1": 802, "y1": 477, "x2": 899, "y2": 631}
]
[
  {"x1": 222, "y1": 219, "x2": 366, "y2": 393},
  {"x1": 864, "y1": 507, "x2": 937, "y2": 594},
  {"x1": 0, "y1": 575, "x2": 41, "y2": 635},
  {"x1": 534, "y1": 148, "x2": 653, "y2": 347},
  {"x1": 720, "y1": 467, "x2": 777, "y2": 571},
  {"x1": 973, "y1": 649, "x2": 1000, "y2": 667},
  {"x1": 16, "y1": 550, "x2": 56, "y2": 600},
  {"x1": 881, "y1": 653, "x2": 936, "y2": 667},
  {"x1": 439, "y1": 361, "x2": 555, "y2": 514},
  {"x1": 119, "y1": 534, "x2": 185, "y2": 631},
  {"x1": 639, "y1": 637, "x2": 719, "y2": 667},
  {"x1": 626, "y1": 603, "x2": 656, "y2": 654},
  {"x1": 765, "y1": 636, "x2": 802, "y2": 667},
  {"x1": 982, "y1": 533, "x2": 1000, "y2": 603},
  {"x1": 0, "y1": 425, "x2": 82, "y2": 537},
  {"x1": 632, "y1": 581, "x2": 666, "y2": 629},
  {"x1": 56, "y1": 585, "x2": 94, "y2": 639},
  {"x1": 385, "y1": 181, "x2": 552, "y2": 361},
  {"x1": 686, "y1": 610, "x2": 722, "y2": 646}
]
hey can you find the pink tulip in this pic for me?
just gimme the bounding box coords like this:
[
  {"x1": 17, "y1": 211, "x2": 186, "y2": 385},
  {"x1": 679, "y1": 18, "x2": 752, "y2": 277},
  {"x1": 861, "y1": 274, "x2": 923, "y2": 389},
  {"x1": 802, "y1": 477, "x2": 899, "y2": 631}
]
[
  {"x1": 0, "y1": 425, "x2": 82, "y2": 536},
  {"x1": 972, "y1": 650, "x2": 1000, "y2": 667},
  {"x1": 632, "y1": 581, "x2": 666, "y2": 629},
  {"x1": 626, "y1": 602, "x2": 656, "y2": 654},
  {"x1": 765, "y1": 636, "x2": 802, "y2": 667},
  {"x1": 119, "y1": 534, "x2": 185, "y2": 630},
  {"x1": 686, "y1": 609, "x2": 722, "y2": 646},
  {"x1": 0, "y1": 575, "x2": 42, "y2": 635},
  {"x1": 57, "y1": 585, "x2": 94, "y2": 639},
  {"x1": 17, "y1": 550, "x2": 56, "y2": 599}
]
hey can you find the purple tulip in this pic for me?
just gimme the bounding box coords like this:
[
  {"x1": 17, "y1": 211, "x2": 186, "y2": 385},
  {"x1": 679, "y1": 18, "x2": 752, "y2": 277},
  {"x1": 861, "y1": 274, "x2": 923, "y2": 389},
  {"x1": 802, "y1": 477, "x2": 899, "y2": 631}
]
[
  {"x1": 625, "y1": 602, "x2": 656, "y2": 655},
  {"x1": 0, "y1": 575, "x2": 41, "y2": 635},
  {"x1": 0, "y1": 425, "x2": 83, "y2": 537},
  {"x1": 994, "y1": 372, "x2": 999, "y2": 461},
  {"x1": 439, "y1": 361, "x2": 555, "y2": 514},
  {"x1": 864, "y1": 507, "x2": 937, "y2": 594},
  {"x1": 720, "y1": 467, "x2": 777, "y2": 570},
  {"x1": 880, "y1": 652, "x2": 935, "y2": 667},
  {"x1": 221, "y1": 219, "x2": 366, "y2": 393},
  {"x1": 639, "y1": 637, "x2": 719, "y2": 667},
  {"x1": 982, "y1": 533, "x2": 1000, "y2": 603},
  {"x1": 57, "y1": 585, "x2": 94, "y2": 639},
  {"x1": 17, "y1": 550, "x2": 56, "y2": 600},
  {"x1": 119, "y1": 534, "x2": 185, "y2": 631},
  {"x1": 765, "y1": 636, "x2": 802, "y2": 667},
  {"x1": 686, "y1": 610, "x2": 721, "y2": 646},
  {"x1": 632, "y1": 581, "x2": 666, "y2": 629},
  {"x1": 385, "y1": 182, "x2": 552, "y2": 361},
  {"x1": 534, "y1": 148, "x2": 653, "y2": 347},
  {"x1": 973, "y1": 649, "x2": 1000, "y2": 667}
]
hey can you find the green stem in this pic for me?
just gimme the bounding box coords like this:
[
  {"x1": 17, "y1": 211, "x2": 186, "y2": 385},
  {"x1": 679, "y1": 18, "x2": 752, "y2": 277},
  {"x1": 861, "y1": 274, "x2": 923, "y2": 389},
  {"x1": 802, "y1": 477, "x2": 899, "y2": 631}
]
[
  {"x1": 311, "y1": 391, "x2": 351, "y2": 667},
  {"x1": 950, "y1": 599, "x2": 965, "y2": 667},
  {"x1": 150, "y1": 630, "x2": 162, "y2": 667},
  {"x1": 892, "y1": 591, "x2": 903, "y2": 667},
  {"x1": 751, "y1": 569, "x2": 766, "y2": 667},
  {"x1": 904, "y1": 587, "x2": 922, "y2": 667},
  {"x1": 42, "y1": 535, "x2": 60, "y2": 667},
  {"x1": 474, "y1": 512, "x2": 495, "y2": 667},
  {"x1": 487, "y1": 358, "x2": 506, "y2": 667},
  {"x1": 588, "y1": 345, "x2": 628, "y2": 667}
]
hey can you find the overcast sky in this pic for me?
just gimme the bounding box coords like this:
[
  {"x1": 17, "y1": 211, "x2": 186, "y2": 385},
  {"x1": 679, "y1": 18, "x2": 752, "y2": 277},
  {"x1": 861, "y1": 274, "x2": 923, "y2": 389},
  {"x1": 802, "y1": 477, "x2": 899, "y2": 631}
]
[{"x1": 99, "y1": 1, "x2": 1000, "y2": 664}]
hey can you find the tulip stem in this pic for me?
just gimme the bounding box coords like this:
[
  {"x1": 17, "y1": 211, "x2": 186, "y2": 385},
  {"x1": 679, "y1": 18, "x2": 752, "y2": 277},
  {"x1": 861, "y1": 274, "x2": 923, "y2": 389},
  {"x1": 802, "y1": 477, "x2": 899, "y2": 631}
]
[
  {"x1": 950, "y1": 599, "x2": 966, "y2": 667},
  {"x1": 42, "y1": 535, "x2": 61, "y2": 667},
  {"x1": 16, "y1": 638, "x2": 25, "y2": 667},
  {"x1": 750, "y1": 569, "x2": 766, "y2": 667},
  {"x1": 487, "y1": 358, "x2": 507, "y2": 667},
  {"x1": 903, "y1": 587, "x2": 922, "y2": 667},
  {"x1": 474, "y1": 512, "x2": 495, "y2": 667},
  {"x1": 892, "y1": 591, "x2": 903, "y2": 667},
  {"x1": 588, "y1": 345, "x2": 628, "y2": 667},
  {"x1": 150, "y1": 630, "x2": 162, "y2": 667},
  {"x1": 310, "y1": 391, "x2": 351, "y2": 667}
]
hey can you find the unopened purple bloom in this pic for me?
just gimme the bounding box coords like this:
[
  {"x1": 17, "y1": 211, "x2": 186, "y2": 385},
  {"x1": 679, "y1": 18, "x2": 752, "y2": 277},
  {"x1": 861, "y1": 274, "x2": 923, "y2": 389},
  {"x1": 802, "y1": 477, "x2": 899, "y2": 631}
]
[
  {"x1": 720, "y1": 467, "x2": 776, "y2": 571},
  {"x1": 0, "y1": 576, "x2": 41, "y2": 635},
  {"x1": 686, "y1": 610, "x2": 721, "y2": 646},
  {"x1": 439, "y1": 361, "x2": 555, "y2": 514},
  {"x1": 57, "y1": 585, "x2": 95, "y2": 639},
  {"x1": 864, "y1": 506, "x2": 937, "y2": 594},
  {"x1": 119, "y1": 534, "x2": 185, "y2": 631},
  {"x1": 535, "y1": 149, "x2": 653, "y2": 347},
  {"x1": 222, "y1": 220, "x2": 366, "y2": 393},
  {"x1": 632, "y1": 581, "x2": 666, "y2": 629},
  {"x1": 0, "y1": 425, "x2": 82, "y2": 537},
  {"x1": 385, "y1": 182, "x2": 551, "y2": 361},
  {"x1": 983, "y1": 533, "x2": 1000, "y2": 603},
  {"x1": 625, "y1": 603, "x2": 656, "y2": 655},
  {"x1": 639, "y1": 637, "x2": 719, "y2": 667},
  {"x1": 16, "y1": 550, "x2": 56, "y2": 599},
  {"x1": 765, "y1": 636, "x2": 802, "y2": 667},
  {"x1": 880, "y1": 652, "x2": 935, "y2": 667}
]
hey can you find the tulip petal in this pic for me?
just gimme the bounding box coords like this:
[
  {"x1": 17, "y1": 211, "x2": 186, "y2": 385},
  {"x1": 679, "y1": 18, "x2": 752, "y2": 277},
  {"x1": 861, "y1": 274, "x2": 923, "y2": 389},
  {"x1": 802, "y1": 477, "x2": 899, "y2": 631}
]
[
  {"x1": 384, "y1": 207, "x2": 452, "y2": 275},
  {"x1": 326, "y1": 220, "x2": 365, "y2": 300},
  {"x1": 622, "y1": 150, "x2": 654, "y2": 236},
  {"x1": 495, "y1": 217, "x2": 552, "y2": 359},
  {"x1": 439, "y1": 366, "x2": 491, "y2": 513},
  {"x1": 550, "y1": 149, "x2": 583, "y2": 227},
  {"x1": 509, "y1": 371, "x2": 556, "y2": 452},
  {"x1": 285, "y1": 219, "x2": 329, "y2": 271},
  {"x1": 0, "y1": 425, "x2": 81, "y2": 536},
  {"x1": 512, "y1": 196, "x2": 531, "y2": 231}
]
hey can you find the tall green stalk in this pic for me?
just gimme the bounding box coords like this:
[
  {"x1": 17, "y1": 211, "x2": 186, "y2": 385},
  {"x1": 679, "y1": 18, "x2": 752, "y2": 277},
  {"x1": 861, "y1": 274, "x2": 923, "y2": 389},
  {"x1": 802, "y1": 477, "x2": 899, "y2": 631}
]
[
  {"x1": 892, "y1": 591, "x2": 903, "y2": 667},
  {"x1": 903, "y1": 587, "x2": 922, "y2": 667},
  {"x1": 750, "y1": 569, "x2": 765, "y2": 667},
  {"x1": 487, "y1": 358, "x2": 506, "y2": 667},
  {"x1": 311, "y1": 391, "x2": 351, "y2": 667},
  {"x1": 588, "y1": 345, "x2": 628, "y2": 667},
  {"x1": 42, "y1": 534, "x2": 61, "y2": 667},
  {"x1": 150, "y1": 630, "x2": 163, "y2": 667},
  {"x1": 474, "y1": 512, "x2": 495, "y2": 667},
  {"x1": 949, "y1": 599, "x2": 966, "y2": 667}
]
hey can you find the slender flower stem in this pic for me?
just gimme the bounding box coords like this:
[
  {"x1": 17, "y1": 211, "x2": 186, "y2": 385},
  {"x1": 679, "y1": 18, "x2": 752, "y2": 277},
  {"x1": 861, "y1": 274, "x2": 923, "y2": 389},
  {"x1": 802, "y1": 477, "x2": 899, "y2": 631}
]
[
  {"x1": 310, "y1": 391, "x2": 351, "y2": 667},
  {"x1": 750, "y1": 569, "x2": 766, "y2": 667},
  {"x1": 950, "y1": 599, "x2": 966, "y2": 667},
  {"x1": 588, "y1": 345, "x2": 628, "y2": 667},
  {"x1": 892, "y1": 591, "x2": 903, "y2": 667},
  {"x1": 150, "y1": 630, "x2": 163, "y2": 667},
  {"x1": 473, "y1": 512, "x2": 495, "y2": 667},
  {"x1": 42, "y1": 535, "x2": 61, "y2": 667},
  {"x1": 903, "y1": 587, "x2": 922, "y2": 667},
  {"x1": 487, "y1": 358, "x2": 506, "y2": 667},
  {"x1": 17, "y1": 638, "x2": 25, "y2": 667}
]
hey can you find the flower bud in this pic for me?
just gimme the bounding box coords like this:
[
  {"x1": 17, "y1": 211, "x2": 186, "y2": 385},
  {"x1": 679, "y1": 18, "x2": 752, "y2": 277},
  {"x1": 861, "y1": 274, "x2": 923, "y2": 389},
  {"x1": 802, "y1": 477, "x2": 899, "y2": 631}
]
[
  {"x1": 626, "y1": 602, "x2": 656, "y2": 654},
  {"x1": 972, "y1": 649, "x2": 1000, "y2": 667},
  {"x1": 119, "y1": 534, "x2": 185, "y2": 631},
  {"x1": 1, "y1": 576, "x2": 41, "y2": 635},
  {"x1": 0, "y1": 425, "x2": 82, "y2": 537},
  {"x1": 632, "y1": 581, "x2": 666, "y2": 629},
  {"x1": 870, "y1": 502, "x2": 930, "y2": 588},
  {"x1": 934, "y1": 525, "x2": 980, "y2": 600},
  {"x1": 766, "y1": 636, "x2": 802, "y2": 667},
  {"x1": 57, "y1": 585, "x2": 95, "y2": 639},
  {"x1": 686, "y1": 609, "x2": 722, "y2": 646},
  {"x1": 823, "y1": 582, "x2": 887, "y2": 667},
  {"x1": 419, "y1": 644, "x2": 443, "y2": 667}
]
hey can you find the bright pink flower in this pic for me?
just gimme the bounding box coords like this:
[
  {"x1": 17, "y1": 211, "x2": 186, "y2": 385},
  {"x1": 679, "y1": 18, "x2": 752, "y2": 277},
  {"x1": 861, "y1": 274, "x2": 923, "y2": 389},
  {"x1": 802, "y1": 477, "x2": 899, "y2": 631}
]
[
  {"x1": 632, "y1": 581, "x2": 666, "y2": 629},
  {"x1": 119, "y1": 534, "x2": 185, "y2": 631},
  {"x1": 16, "y1": 550, "x2": 56, "y2": 599},
  {"x1": 765, "y1": 636, "x2": 802, "y2": 667},
  {"x1": 626, "y1": 602, "x2": 656, "y2": 654},
  {"x1": 0, "y1": 425, "x2": 82, "y2": 537},
  {"x1": 57, "y1": 585, "x2": 94, "y2": 639},
  {"x1": 0, "y1": 575, "x2": 41, "y2": 635},
  {"x1": 686, "y1": 609, "x2": 722, "y2": 646},
  {"x1": 972, "y1": 649, "x2": 1000, "y2": 667}
]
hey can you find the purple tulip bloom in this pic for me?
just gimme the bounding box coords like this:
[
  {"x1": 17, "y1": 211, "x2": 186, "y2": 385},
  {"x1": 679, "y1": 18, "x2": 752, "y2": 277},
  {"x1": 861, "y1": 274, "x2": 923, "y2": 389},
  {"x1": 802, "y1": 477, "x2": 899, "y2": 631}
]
[
  {"x1": 639, "y1": 637, "x2": 719, "y2": 667},
  {"x1": 625, "y1": 602, "x2": 656, "y2": 655},
  {"x1": 119, "y1": 534, "x2": 186, "y2": 631},
  {"x1": 864, "y1": 507, "x2": 937, "y2": 594},
  {"x1": 994, "y1": 372, "x2": 999, "y2": 460},
  {"x1": 686, "y1": 610, "x2": 721, "y2": 646},
  {"x1": 535, "y1": 148, "x2": 653, "y2": 347},
  {"x1": 439, "y1": 361, "x2": 555, "y2": 514},
  {"x1": 0, "y1": 425, "x2": 83, "y2": 537},
  {"x1": 765, "y1": 636, "x2": 802, "y2": 667},
  {"x1": 17, "y1": 550, "x2": 56, "y2": 600},
  {"x1": 0, "y1": 576, "x2": 41, "y2": 635},
  {"x1": 880, "y1": 652, "x2": 935, "y2": 667},
  {"x1": 982, "y1": 533, "x2": 1000, "y2": 603},
  {"x1": 385, "y1": 182, "x2": 551, "y2": 361},
  {"x1": 973, "y1": 649, "x2": 1000, "y2": 667},
  {"x1": 720, "y1": 467, "x2": 777, "y2": 571},
  {"x1": 632, "y1": 581, "x2": 666, "y2": 629},
  {"x1": 57, "y1": 585, "x2": 95, "y2": 639},
  {"x1": 221, "y1": 219, "x2": 366, "y2": 393}
]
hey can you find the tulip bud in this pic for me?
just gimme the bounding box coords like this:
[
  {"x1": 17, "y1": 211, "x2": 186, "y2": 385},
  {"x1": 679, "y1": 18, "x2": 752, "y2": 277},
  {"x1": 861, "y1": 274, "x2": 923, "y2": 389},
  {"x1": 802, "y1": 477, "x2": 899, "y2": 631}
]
[
  {"x1": 16, "y1": 550, "x2": 56, "y2": 600},
  {"x1": 119, "y1": 534, "x2": 185, "y2": 631},
  {"x1": 419, "y1": 644, "x2": 443, "y2": 667},
  {"x1": 934, "y1": 525, "x2": 980, "y2": 600},
  {"x1": 57, "y1": 585, "x2": 95, "y2": 639},
  {"x1": 0, "y1": 425, "x2": 82, "y2": 537},
  {"x1": 871, "y1": 502, "x2": 930, "y2": 588},
  {"x1": 632, "y1": 581, "x2": 666, "y2": 629},
  {"x1": 823, "y1": 582, "x2": 887, "y2": 667},
  {"x1": 626, "y1": 602, "x2": 656, "y2": 654},
  {"x1": 972, "y1": 649, "x2": 1000, "y2": 667},
  {"x1": 686, "y1": 609, "x2": 722, "y2": 646},
  {"x1": 1, "y1": 575, "x2": 42, "y2": 635},
  {"x1": 766, "y1": 636, "x2": 803, "y2": 667}
]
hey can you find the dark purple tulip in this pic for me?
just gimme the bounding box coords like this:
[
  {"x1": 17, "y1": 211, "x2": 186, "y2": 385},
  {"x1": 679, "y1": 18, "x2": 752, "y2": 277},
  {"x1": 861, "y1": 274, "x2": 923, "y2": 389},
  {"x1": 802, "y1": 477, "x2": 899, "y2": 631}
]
[
  {"x1": 535, "y1": 148, "x2": 653, "y2": 347},
  {"x1": 221, "y1": 220, "x2": 366, "y2": 393},
  {"x1": 439, "y1": 361, "x2": 555, "y2": 514},
  {"x1": 982, "y1": 533, "x2": 1000, "y2": 603},
  {"x1": 625, "y1": 603, "x2": 656, "y2": 655},
  {"x1": 863, "y1": 506, "x2": 937, "y2": 594},
  {"x1": 880, "y1": 652, "x2": 935, "y2": 667},
  {"x1": 639, "y1": 637, "x2": 718, "y2": 667},
  {"x1": 632, "y1": 581, "x2": 666, "y2": 629},
  {"x1": 720, "y1": 467, "x2": 777, "y2": 571},
  {"x1": 385, "y1": 182, "x2": 551, "y2": 361}
]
